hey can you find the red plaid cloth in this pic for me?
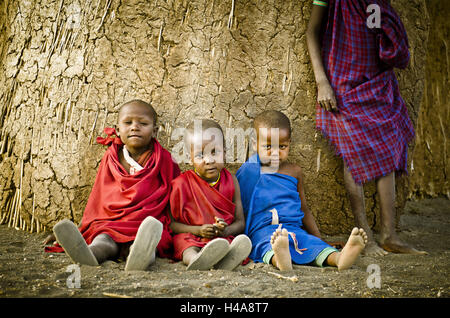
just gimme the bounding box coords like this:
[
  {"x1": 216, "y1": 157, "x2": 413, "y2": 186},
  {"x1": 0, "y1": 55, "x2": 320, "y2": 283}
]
[{"x1": 316, "y1": 0, "x2": 414, "y2": 183}]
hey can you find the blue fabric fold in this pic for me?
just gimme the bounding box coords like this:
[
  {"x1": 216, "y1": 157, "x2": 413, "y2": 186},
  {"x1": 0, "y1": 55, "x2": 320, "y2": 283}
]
[{"x1": 237, "y1": 154, "x2": 333, "y2": 264}]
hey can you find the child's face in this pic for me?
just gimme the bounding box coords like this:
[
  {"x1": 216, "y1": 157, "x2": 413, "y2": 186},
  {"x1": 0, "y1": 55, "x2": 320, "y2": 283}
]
[
  {"x1": 189, "y1": 132, "x2": 225, "y2": 183},
  {"x1": 256, "y1": 126, "x2": 291, "y2": 168},
  {"x1": 116, "y1": 103, "x2": 157, "y2": 152}
]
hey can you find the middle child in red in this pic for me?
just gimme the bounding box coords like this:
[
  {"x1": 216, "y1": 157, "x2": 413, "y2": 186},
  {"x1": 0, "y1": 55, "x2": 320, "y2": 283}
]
[{"x1": 169, "y1": 119, "x2": 251, "y2": 271}]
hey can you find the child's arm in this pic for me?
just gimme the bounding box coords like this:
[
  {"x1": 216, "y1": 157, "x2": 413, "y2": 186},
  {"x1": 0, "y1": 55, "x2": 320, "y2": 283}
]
[
  {"x1": 306, "y1": 3, "x2": 337, "y2": 112},
  {"x1": 219, "y1": 174, "x2": 246, "y2": 237},
  {"x1": 168, "y1": 207, "x2": 217, "y2": 239},
  {"x1": 294, "y1": 165, "x2": 322, "y2": 239}
]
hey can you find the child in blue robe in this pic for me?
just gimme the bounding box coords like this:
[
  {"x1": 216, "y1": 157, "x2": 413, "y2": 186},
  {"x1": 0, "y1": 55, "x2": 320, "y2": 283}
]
[{"x1": 237, "y1": 110, "x2": 368, "y2": 271}]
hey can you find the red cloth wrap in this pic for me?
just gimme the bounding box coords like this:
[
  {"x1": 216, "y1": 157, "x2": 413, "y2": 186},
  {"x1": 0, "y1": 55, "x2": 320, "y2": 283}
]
[
  {"x1": 170, "y1": 169, "x2": 236, "y2": 260},
  {"x1": 46, "y1": 128, "x2": 180, "y2": 258}
]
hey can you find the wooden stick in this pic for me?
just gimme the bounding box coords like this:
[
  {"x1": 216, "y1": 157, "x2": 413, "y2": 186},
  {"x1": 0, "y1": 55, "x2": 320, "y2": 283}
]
[
  {"x1": 15, "y1": 159, "x2": 24, "y2": 229},
  {"x1": 0, "y1": 133, "x2": 8, "y2": 155},
  {"x1": 268, "y1": 271, "x2": 299, "y2": 283},
  {"x1": 68, "y1": 28, "x2": 80, "y2": 51},
  {"x1": 89, "y1": 109, "x2": 100, "y2": 145},
  {"x1": 30, "y1": 127, "x2": 35, "y2": 165},
  {"x1": 227, "y1": 0, "x2": 235, "y2": 29},
  {"x1": 55, "y1": 0, "x2": 64, "y2": 26},
  {"x1": 30, "y1": 193, "x2": 35, "y2": 233},
  {"x1": 77, "y1": 109, "x2": 85, "y2": 142},
  {"x1": 46, "y1": 19, "x2": 64, "y2": 67},
  {"x1": 63, "y1": 98, "x2": 71, "y2": 138},
  {"x1": 36, "y1": 217, "x2": 40, "y2": 234},
  {"x1": 95, "y1": 0, "x2": 112, "y2": 32},
  {"x1": 181, "y1": 5, "x2": 190, "y2": 26},
  {"x1": 286, "y1": 69, "x2": 293, "y2": 96},
  {"x1": 93, "y1": 0, "x2": 102, "y2": 19},
  {"x1": 0, "y1": 191, "x2": 13, "y2": 224},
  {"x1": 157, "y1": 21, "x2": 164, "y2": 52},
  {"x1": 58, "y1": 20, "x2": 69, "y2": 54},
  {"x1": 103, "y1": 292, "x2": 132, "y2": 298},
  {"x1": 68, "y1": 98, "x2": 75, "y2": 136},
  {"x1": 12, "y1": 189, "x2": 19, "y2": 228},
  {"x1": 7, "y1": 189, "x2": 18, "y2": 227},
  {"x1": 316, "y1": 148, "x2": 321, "y2": 173}
]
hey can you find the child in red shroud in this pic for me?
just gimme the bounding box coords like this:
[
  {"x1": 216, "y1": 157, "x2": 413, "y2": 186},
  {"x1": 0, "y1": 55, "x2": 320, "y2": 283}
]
[
  {"x1": 169, "y1": 119, "x2": 251, "y2": 271},
  {"x1": 44, "y1": 99, "x2": 180, "y2": 271}
]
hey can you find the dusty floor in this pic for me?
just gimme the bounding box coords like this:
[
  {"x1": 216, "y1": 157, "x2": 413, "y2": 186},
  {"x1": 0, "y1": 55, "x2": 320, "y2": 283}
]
[{"x1": 0, "y1": 198, "x2": 448, "y2": 299}]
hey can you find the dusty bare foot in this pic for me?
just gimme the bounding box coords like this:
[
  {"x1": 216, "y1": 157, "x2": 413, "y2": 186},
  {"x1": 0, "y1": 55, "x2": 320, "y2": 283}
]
[
  {"x1": 379, "y1": 235, "x2": 428, "y2": 255},
  {"x1": 271, "y1": 228, "x2": 292, "y2": 271},
  {"x1": 363, "y1": 240, "x2": 389, "y2": 257},
  {"x1": 337, "y1": 228, "x2": 367, "y2": 271}
]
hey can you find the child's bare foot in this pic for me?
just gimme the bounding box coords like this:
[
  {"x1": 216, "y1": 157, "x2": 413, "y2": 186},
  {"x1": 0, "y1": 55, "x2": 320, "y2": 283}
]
[
  {"x1": 271, "y1": 228, "x2": 292, "y2": 271},
  {"x1": 363, "y1": 240, "x2": 389, "y2": 257},
  {"x1": 379, "y1": 235, "x2": 428, "y2": 255},
  {"x1": 337, "y1": 227, "x2": 367, "y2": 271}
]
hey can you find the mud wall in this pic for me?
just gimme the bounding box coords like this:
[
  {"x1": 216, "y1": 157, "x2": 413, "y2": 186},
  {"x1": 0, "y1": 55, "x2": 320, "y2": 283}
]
[
  {"x1": 0, "y1": 0, "x2": 430, "y2": 235},
  {"x1": 409, "y1": 0, "x2": 449, "y2": 200}
]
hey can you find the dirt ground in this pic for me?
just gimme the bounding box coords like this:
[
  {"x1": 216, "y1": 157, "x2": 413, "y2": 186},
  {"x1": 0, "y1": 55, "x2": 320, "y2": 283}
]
[{"x1": 0, "y1": 198, "x2": 448, "y2": 299}]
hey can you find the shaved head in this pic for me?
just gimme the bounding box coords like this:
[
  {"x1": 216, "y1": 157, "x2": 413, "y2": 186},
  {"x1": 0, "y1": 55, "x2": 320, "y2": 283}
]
[
  {"x1": 119, "y1": 99, "x2": 157, "y2": 125},
  {"x1": 185, "y1": 119, "x2": 224, "y2": 147},
  {"x1": 253, "y1": 110, "x2": 291, "y2": 138}
]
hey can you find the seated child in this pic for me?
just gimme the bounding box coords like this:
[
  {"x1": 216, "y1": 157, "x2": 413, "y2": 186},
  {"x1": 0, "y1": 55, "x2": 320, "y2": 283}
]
[
  {"x1": 169, "y1": 119, "x2": 252, "y2": 271},
  {"x1": 44, "y1": 99, "x2": 180, "y2": 271},
  {"x1": 236, "y1": 110, "x2": 367, "y2": 271}
]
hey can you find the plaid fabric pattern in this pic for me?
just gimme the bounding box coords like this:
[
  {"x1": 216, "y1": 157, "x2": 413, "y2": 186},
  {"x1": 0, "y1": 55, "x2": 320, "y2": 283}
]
[{"x1": 316, "y1": 0, "x2": 414, "y2": 184}]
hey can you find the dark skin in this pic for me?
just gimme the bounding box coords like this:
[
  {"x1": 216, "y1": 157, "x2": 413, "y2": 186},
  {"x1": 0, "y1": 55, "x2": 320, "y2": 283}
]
[
  {"x1": 255, "y1": 125, "x2": 321, "y2": 238},
  {"x1": 255, "y1": 125, "x2": 349, "y2": 268},
  {"x1": 306, "y1": 4, "x2": 426, "y2": 256},
  {"x1": 43, "y1": 102, "x2": 158, "y2": 262},
  {"x1": 169, "y1": 133, "x2": 246, "y2": 266}
]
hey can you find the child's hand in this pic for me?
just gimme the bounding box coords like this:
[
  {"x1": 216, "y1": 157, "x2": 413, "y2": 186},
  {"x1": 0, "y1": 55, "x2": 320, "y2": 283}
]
[
  {"x1": 213, "y1": 217, "x2": 228, "y2": 237},
  {"x1": 42, "y1": 233, "x2": 56, "y2": 246},
  {"x1": 198, "y1": 224, "x2": 217, "y2": 238},
  {"x1": 317, "y1": 81, "x2": 337, "y2": 112}
]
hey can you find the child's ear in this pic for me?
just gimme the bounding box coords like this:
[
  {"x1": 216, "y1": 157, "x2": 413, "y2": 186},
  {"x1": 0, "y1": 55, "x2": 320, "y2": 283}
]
[{"x1": 115, "y1": 125, "x2": 120, "y2": 136}]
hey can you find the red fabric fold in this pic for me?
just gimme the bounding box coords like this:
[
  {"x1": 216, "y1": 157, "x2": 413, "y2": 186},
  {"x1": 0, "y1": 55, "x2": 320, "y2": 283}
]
[
  {"x1": 170, "y1": 169, "x2": 236, "y2": 260},
  {"x1": 46, "y1": 130, "x2": 180, "y2": 258}
]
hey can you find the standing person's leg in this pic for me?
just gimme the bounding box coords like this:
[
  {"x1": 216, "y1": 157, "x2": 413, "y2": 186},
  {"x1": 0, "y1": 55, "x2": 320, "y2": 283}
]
[
  {"x1": 377, "y1": 172, "x2": 427, "y2": 254},
  {"x1": 343, "y1": 164, "x2": 388, "y2": 256}
]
